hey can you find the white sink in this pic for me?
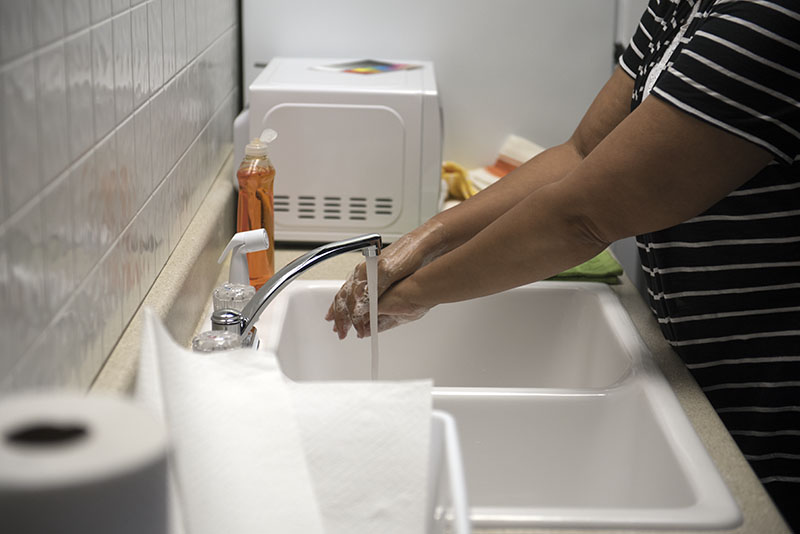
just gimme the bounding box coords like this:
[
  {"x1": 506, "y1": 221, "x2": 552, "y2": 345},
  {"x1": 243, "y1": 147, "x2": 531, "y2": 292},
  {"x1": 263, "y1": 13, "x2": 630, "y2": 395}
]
[
  {"x1": 257, "y1": 280, "x2": 742, "y2": 530},
  {"x1": 263, "y1": 283, "x2": 631, "y2": 388}
]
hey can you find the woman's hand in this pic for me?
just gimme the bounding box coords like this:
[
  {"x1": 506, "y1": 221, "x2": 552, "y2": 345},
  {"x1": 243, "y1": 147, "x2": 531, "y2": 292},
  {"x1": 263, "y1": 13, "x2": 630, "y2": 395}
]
[
  {"x1": 373, "y1": 279, "x2": 432, "y2": 334},
  {"x1": 325, "y1": 220, "x2": 447, "y2": 338}
]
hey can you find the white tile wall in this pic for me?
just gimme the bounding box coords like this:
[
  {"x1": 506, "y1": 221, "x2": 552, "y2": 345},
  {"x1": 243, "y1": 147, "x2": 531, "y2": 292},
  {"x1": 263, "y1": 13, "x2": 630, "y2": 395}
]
[
  {"x1": 0, "y1": 0, "x2": 239, "y2": 392},
  {"x1": 65, "y1": 30, "x2": 94, "y2": 160}
]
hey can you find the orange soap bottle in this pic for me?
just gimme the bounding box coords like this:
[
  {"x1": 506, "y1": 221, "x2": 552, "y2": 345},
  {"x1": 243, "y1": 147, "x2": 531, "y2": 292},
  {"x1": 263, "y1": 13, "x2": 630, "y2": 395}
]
[{"x1": 236, "y1": 129, "x2": 277, "y2": 289}]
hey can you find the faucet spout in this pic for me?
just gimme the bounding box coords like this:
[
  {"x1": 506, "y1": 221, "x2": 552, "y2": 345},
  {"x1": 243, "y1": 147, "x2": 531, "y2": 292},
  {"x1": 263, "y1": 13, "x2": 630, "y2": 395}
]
[{"x1": 211, "y1": 233, "x2": 382, "y2": 345}]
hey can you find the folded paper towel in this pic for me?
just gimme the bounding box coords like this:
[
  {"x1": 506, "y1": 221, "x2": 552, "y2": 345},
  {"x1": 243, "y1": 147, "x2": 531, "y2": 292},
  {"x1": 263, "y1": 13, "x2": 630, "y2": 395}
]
[
  {"x1": 291, "y1": 380, "x2": 432, "y2": 534},
  {"x1": 137, "y1": 309, "x2": 324, "y2": 534},
  {"x1": 136, "y1": 309, "x2": 432, "y2": 534}
]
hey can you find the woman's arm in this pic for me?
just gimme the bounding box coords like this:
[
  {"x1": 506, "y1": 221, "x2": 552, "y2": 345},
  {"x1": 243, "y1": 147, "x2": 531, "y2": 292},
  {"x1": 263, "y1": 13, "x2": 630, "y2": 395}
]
[
  {"x1": 380, "y1": 92, "x2": 774, "y2": 316},
  {"x1": 328, "y1": 67, "x2": 636, "y2": 337},
  {"x1": 428, "y1": 66, "x2": 636, "y2": 253}
]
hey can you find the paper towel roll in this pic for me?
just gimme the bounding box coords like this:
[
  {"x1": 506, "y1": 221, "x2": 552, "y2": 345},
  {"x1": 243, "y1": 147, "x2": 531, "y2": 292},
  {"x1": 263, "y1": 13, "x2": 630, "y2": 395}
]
[{"x1": 0, "y1": 392, "x2": 170, "y2": 534}]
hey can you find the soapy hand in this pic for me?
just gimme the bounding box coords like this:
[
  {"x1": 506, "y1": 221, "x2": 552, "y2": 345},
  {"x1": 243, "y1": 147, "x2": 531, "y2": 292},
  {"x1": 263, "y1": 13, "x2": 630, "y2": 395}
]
[{"x1": 325, "y1": 221, "x2": 447, "y2": 338}]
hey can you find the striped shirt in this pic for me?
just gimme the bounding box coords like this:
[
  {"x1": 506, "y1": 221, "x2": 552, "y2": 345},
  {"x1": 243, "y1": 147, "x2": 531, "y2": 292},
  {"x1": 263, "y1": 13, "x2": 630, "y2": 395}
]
[{"x1": 619, "y1": 0, "x2": 800, "y2": 528}]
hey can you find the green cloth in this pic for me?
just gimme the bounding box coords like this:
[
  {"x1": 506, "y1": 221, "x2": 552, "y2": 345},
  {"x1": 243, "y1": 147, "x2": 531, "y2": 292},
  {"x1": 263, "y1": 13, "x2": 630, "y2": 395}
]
[{"x1": 547, "y1": 249, "x2": 623, "y2": 285}]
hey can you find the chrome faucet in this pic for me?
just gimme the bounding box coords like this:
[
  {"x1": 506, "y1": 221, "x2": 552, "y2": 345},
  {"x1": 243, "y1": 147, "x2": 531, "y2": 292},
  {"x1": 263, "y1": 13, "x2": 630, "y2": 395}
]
[{"x1": 211, "y1": 233, "x2": 382, "y2": 346}]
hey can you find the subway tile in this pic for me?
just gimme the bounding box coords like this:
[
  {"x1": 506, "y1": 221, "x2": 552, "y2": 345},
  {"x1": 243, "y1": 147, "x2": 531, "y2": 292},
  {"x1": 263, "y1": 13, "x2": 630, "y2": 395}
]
[
  {"x1": 73, "y1": 267, "x2": 106, "y2": 379},
  {"x1": 151, "y1": 178, "x2": 169, "y2": 272},
  {"x1": 54, "y1": 307, "x2": 85, "y2": 388},
  {"x1": 131, "y1": 3, "x2": 150, "y2": 107},
  {"x1": 174, "y1": 156, "x2": 187, "y2": 233},
  {"x1": 112, "y1": 0, "x2": 129, "y2": 15},
  {"x1": 65, "y1": 0, "x2": 91, "y2": 34},
  {"x1": 150, "y1": 88, "x2": 167, "y2": 179},
  {"x1": 148, "y1": 0, "x2": 163, "y2": 90},
  {"x1": 161, "y1": 0, "x2": 175, "y2": 80},
  {"x1": 174, "y1": 0, "x2": 186, "y2": 70},
  {"x1": 99, "y1": 243, "x2": 123, "y2": 357},
  {"x1": 131, "y1": 0, "x2": 145, "y2": 6},
  {"x1": 7, "y1": 313, "x2": 74, "y2": 391},
  {"x1": 136, "y1": 190, "x2": 156, "y2": 295},
  {"x1": 166, "y1": 167, "x2": 180, "y2": 251},
  {"x1": 184, "y1": 61, "x2": 200, "y2": 137},
  {"x1": 116, "y1": 115, "x2": 138, "y2": 219},
  {"x1": 72, "y1": 280, "x2": 102, "y2": 383},
  {"x1": 174, "y1": 71, "x2": 189, "y2": 155},
  {"x1": 33, "y1": 0, "x2": 66, "y2": 47},
  {"x1": 70, "y1": 151, "x2": 96, "y2": 282},
  {"x1": 164, "y1": 79, "x2": 179, "y2": 171},
  {"x1": 0, "y1": 79, "x2": 5, "y2": 225},
  {"x1": 0, "y1": 227, "x2": 14, "y2": 379},
  {"x1": 113, "y1": 12, "x2": 134, "y2": 121},
  {"x1": 90, "y1": 0, "x2": 112, "y2": 23},
  {"x1": 133, "y1": 104, "x2": 154, "y2": 196},
  {"x1": 187, "y1": 143, "x2": 202, "y2": 217},
  {"x1": 5, "y1": 201, "x2": 47, "y2": 372},
  {"x1": 65, "y1": 31, "x2": 95, "y2": 160},
  {"x1": 0, "y1": 152, "x2": 6, "y2": 225},
  {"x1": 1, "y1": 58, "x2": 41, "y2": 215},
  {"x1": 0, "y1": 0, "x2": 35, "y2": 62},
  {"x1": 91, "y1": 20, "x2": 115, "y2": 140},
  {"x1": 24, "y1": 305, "x2": 83, "y2": 389},
  {"x1": 192, "y1": 0, "x2": 203, "y2": 52},
  {"x1": 94, "y1": 131, "x2": 121, "y2": 241},
  {"x1": 36, "y1": 43, "x2": 70, "y2": 187},
  {"x1": 120, "y1": 223, "x2": 141, "y2": 326},
  {"x1": 42, "y1": 172, "x2": 76, "y2": 316},
  {"x1": 185, "y1": 0, "x2": 197, "y2": 60}
]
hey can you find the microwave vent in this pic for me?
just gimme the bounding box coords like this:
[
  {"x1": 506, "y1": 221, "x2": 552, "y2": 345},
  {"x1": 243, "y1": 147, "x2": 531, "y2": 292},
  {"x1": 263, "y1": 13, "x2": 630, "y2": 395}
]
[{"x1": 274, "y1": 194, "x2": 396, "y2": 225}]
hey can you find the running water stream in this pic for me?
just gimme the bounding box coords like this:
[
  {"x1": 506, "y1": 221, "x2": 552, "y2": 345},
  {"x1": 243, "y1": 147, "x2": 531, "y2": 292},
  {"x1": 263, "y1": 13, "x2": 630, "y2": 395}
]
[{"x1": 366, "y1": 255, "x2": 379, "y2": 380}]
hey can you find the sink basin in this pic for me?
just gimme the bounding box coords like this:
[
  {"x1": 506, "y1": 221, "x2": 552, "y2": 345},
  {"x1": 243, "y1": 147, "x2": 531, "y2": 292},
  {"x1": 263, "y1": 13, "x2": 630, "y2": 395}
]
[
  {"x1": 257, "y1": 280, "x2": 742, "y2": 530},
  {"x1": 434, "y1": 384, "x2": 733, "y2": 529},
  {"x1": 262, "y1": 282, "x2": 632, "y2": 388}
]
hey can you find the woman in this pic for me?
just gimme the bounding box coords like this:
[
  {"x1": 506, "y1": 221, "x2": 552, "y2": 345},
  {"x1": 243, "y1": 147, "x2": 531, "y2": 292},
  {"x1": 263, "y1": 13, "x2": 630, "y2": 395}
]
[{"x1": 327, "y1": 1, "x2": 799, "y2": 528}]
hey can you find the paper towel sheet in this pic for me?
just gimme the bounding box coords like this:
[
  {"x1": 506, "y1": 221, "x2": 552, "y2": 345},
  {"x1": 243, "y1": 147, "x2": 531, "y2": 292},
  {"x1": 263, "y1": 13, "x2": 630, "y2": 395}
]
[
  {"x1": 136, "y1": 310, "x2": 186, "y2": 534},
  {"x1": 290, "y1": 380, "x2": 432, "y2": 534},
  {"x1": 137, "y1": 310, "x2": 324, "y2": 534}
]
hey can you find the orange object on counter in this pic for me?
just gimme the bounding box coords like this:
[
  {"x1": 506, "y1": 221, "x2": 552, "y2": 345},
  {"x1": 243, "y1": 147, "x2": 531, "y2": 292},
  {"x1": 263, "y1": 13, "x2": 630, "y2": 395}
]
[{"x1": 236, "y1": 132, "x2": 277, "y2": 289}]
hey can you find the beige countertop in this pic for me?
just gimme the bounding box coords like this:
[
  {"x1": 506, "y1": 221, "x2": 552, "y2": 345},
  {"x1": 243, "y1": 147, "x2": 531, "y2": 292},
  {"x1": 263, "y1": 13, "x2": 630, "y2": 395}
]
[{"x1": 93, "y1": 171, "x2": 790, "y2": 534}]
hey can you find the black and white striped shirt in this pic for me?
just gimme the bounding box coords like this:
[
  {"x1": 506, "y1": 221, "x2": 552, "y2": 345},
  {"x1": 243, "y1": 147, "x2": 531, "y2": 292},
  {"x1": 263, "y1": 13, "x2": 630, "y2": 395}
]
[{"x1": 620, "y1": 0, "x2": 800, "y2": 528}]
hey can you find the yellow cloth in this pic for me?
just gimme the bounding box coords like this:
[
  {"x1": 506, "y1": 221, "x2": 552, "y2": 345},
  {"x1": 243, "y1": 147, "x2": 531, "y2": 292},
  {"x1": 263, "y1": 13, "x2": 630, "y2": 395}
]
[{"x1": 442, "y1": 161, "x2": 477, "y2": 200}]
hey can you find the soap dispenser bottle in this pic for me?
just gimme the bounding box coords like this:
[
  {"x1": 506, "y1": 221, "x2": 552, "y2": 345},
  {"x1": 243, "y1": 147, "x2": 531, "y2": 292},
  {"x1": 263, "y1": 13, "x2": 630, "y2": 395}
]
[{"x1": 237, "y1": 129, "x2": 277, "y2": 289}]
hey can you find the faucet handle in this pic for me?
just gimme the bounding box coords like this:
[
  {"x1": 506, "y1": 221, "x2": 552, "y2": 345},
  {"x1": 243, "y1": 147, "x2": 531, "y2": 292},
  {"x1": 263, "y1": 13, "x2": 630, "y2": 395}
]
[
  {"x1": 210, "y1": 308, "x2": 259, "y2": 348},
  {"x1": 211, "y1": 308, "x2": 243, "y2": 333}
]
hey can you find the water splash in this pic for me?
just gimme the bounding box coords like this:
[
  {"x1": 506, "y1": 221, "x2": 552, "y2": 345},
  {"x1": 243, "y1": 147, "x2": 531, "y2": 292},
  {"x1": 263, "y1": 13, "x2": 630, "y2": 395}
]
[{"x1": 366, "y1": 254, "x2": 379, "y2": 380}]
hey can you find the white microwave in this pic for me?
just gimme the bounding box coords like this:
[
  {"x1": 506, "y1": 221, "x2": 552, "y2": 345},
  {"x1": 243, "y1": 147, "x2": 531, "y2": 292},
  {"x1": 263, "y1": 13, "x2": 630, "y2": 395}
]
[{"x1": 244, "y1": 57, "x2": 443, "y2": 243}]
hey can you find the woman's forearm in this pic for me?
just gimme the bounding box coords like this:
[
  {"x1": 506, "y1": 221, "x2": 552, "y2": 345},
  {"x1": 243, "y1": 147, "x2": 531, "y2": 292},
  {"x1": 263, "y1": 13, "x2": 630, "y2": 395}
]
[
  {"x1": 414, "y1": 68, "x2": 636, "y2": 265},
  {"x1": 391, "y1": 176, "x2": 607, "y2": 310},
  {"x1": 426, "y1": 141, "x2": 587, "y2": 254},
  {"x1": 384, "y1": 90, "x2": 774, "y2": 313}
]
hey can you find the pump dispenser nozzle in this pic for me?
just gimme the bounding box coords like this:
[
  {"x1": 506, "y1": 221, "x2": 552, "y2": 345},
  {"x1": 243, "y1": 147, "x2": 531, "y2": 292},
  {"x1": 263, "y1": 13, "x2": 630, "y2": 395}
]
[
  {"x1": 218, "y1": 229, "x2": 270, "y2": 285},
  {"x1": 244, "y1": 129, "x2": 277, "y2": 158}
]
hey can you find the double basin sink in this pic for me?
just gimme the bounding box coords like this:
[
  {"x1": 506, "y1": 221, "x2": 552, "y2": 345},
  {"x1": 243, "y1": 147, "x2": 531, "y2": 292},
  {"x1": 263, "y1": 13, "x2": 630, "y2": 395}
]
[{"x1": 256, "y1": 280, "x2": 741, "y2": 530}]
